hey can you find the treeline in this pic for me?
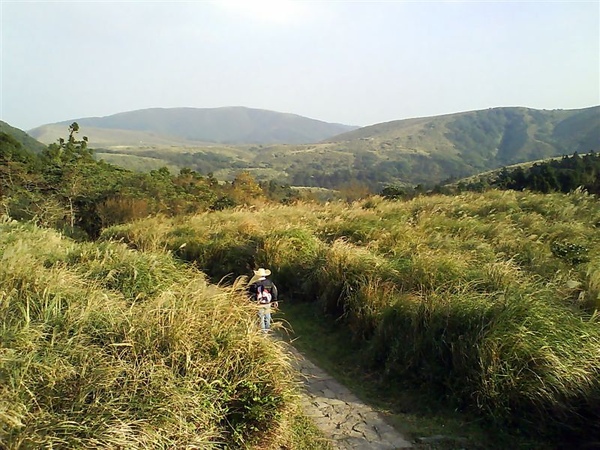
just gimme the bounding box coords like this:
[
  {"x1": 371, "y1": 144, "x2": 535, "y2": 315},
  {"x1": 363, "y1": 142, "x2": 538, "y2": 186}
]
[
  {"x1": 379, "y1": 151, "x2": 600, "y2": 200},
  {"x1": 456, "y1": 152, "x2": 600, "y2": 195},
  {"x1": 288, "y1": 153, "x2": 467, "y2": 191},
  {"x1": 0, "y1": 124, "x2": 301, "y2": 240}
]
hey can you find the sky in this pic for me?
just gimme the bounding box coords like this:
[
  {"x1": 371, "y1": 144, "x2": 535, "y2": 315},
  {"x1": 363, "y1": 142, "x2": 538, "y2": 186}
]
[{"x1": 1, "y1": 0, "x2": 599, "y2": 132}]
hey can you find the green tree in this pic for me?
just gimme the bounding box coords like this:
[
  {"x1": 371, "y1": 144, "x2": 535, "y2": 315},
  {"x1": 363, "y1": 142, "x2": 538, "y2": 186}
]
[
  {"x1": 43, "y1": 122, "x2": 91, "y2": 164},
  {"x1": 40, "y1": 123, "x2": 100, "y2": 231},
  {"x1": 380, "y1": 185, "x2": 406, "y2": 200}
]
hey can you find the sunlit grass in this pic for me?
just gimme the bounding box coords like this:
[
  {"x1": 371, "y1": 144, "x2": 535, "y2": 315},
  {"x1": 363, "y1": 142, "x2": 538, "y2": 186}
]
[
  {"x1": 0, "y1": 221, "x2": 313, "y2": 449},
  {"x1": 100, "y1": 189, "x2": 600, "y2": 442}
]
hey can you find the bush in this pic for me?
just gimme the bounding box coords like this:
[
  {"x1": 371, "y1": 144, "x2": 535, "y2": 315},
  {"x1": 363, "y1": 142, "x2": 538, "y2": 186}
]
[
  {"x1": 0, "y1": 221, "x2": 299, "y2": 448},
  {"x1": 368, "y1": 285, "x2": 600, "y2": 438}
]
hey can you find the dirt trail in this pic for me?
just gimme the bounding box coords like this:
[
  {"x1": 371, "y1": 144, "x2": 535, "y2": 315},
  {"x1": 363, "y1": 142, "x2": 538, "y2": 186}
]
[{"x1": 281, "y1": 340, "x2": 413, "y2": 449}]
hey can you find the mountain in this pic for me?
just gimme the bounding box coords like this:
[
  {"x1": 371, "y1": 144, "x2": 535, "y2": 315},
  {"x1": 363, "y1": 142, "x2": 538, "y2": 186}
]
[
  {"x1": 28, "y1": 107, "x2": 359, "y2": 146},
  {"x1": 279, "y1": 105, "x2": 599, "y2": 186},
  {"x1": 18, "y1": 105, "x2": 600, "y2": 189},
  {"x1": 325, "y1": 106, "x2": 600, "y2": 168},
  {"x1": 0, "y1": 121, "x2": 47, "y2": 153}
]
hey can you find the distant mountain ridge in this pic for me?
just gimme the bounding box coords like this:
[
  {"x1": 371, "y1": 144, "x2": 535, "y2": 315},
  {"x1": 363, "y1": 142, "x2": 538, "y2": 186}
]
[
  {"x1": 28, "y1": 106, "x2": 359, "y2": 146},
  {"x1": 323, "y1": 105, "x2": 600, "y2": 172},
  {"x1": 210, "y1": 105, "x2": 598, "y2": 187},
  {"x1": 8, "y1": 105, "x2": 600, "y2": 188}
]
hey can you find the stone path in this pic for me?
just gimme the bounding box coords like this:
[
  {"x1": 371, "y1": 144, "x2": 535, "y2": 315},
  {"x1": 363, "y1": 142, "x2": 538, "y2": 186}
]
[{"x1": 281, "y1": 340, "x2": 413, "y2": 449}]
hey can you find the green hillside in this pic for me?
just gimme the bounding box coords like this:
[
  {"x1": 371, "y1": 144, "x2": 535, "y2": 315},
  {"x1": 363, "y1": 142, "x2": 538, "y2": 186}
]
[
  {"x1": 0, "y1": 120, "x2": 47, "y2": 153},
  {"x1": 96, "y1": 152, "x2": 182, "y2": 173},
  {"x1": 55, "y1": 106, "x2": 598, "y2": 188},
  {"x1": 319, "y1": 106, "x2": 600, "y2": 177},
  {"x1": 28, "y1": 106, "x2": 358, "y2": 146},
  {"x1": 28, "y1": 124, "x2": 212, "y2": 148}
]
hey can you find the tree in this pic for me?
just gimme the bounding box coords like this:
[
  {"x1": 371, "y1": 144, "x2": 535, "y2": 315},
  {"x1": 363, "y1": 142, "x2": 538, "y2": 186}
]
[
  {"x1": 43, "y1": 122, "x2": 92, "y2": 164},
  {"x1": 380, "y1": 185, "x2": 406, "y2": 200},
  {"x1": 229, "y1": 171, "x2": 264, "y2": 205},
  {"x1": 40, "y1": 123, "x2": 99, "y2": 230}
]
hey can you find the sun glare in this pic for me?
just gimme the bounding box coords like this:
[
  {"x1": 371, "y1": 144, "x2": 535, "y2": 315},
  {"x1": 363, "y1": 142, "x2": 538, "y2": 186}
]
[{"x1": 217, "y1": 0, "x2": 306, "y2": 23}]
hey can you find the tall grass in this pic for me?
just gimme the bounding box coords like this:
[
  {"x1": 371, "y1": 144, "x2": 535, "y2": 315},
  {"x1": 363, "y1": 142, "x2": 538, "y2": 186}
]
[
  {"x1": 260, "y1": 226, "x2": 325, "y2": 300},
  {"x1": 101, "y1": 190, "x2": 600, "y2": 442},
  {"x1": 0, "y1": 220, "x2": 304, "y2": 449},
  {"x1": 368, "y1": 284, "x2": 600, "y2": 436}
]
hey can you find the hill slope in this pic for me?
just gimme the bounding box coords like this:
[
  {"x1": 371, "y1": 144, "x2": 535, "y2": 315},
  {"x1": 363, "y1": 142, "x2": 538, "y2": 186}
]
[
  {"x1": 325, "y1": 106, "x2": 600, "y2": 168},
  {"x1": 28, "y1": 107, "x2": 359, "y2": 146},
  {"x1": 0, "y1": 120, "x2": 47, "y2": 153},
  {"x1": 202, "y1": 106, "x2": 599, "y2": 187},
  {"x1": 22, "y1": 106, "x2": 600, "y2": 188}
]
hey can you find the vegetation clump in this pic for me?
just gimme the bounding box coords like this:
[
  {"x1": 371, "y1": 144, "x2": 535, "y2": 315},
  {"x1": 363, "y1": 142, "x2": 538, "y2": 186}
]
[
  {"x1": 104, "y1": 189, "x2": 600, "y2": 445},
  {"x1": 450, "y1": 151, "x2": 600, "y2": 195},
  {"x1": 0, "y1": 219, "x2": 310, "y2": 449}
]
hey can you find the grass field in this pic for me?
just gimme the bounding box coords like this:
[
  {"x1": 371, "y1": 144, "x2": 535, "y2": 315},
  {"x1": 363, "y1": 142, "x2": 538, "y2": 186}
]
[
  {"x1": 0, "y1": 218, "x2": 328, "y2": 449},
  {"x1": 102, "y1": 189, "x2": 600, "y2": 447},
  {"x1": 2, "y1": 188, "x2": 598, "y2": 448}
]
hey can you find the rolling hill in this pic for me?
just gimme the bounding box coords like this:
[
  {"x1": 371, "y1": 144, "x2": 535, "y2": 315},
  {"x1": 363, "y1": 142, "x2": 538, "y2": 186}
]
[
  {"x1": 82, "y1": 106, "x2": 597, "y2": 188},
  {"x1": 11, "y1": 105, "x2": 600, "y2": 188},
  {"x1": 28, "y1": 106, "x2": 359, "y2": 146},
  {"x1": 326, "y1": 106, "x2": 599, "y2": 168}
]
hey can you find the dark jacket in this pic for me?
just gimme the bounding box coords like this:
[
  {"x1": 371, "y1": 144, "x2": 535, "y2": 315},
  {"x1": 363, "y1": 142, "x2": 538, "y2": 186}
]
[{"x1": 249, "y1": 278, "x2": 278, "y2": 303}]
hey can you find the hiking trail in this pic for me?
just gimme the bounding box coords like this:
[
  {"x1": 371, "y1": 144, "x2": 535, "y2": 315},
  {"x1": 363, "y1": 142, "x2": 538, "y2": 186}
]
[{"x1": 281, "y1": 339, "x2": 413, "y2": 450}]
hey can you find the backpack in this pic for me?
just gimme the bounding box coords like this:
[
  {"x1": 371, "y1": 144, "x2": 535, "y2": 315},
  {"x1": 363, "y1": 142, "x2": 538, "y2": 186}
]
[{"x1": 256, "y1": 284, "x2": 272, "y2": 304}]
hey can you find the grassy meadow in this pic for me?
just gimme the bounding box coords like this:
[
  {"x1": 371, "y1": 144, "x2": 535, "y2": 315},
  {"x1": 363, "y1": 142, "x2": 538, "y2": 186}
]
[
  {"x1": 102, "y1": 189, "x2": 600, "y2": 445},
  {"x1": 0, "y1": 218, "x2": 332, "y2": 449}
]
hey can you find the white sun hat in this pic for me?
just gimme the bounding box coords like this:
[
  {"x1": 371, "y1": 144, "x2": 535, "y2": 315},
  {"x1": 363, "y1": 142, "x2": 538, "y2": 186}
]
[{"x1": 253, "y1": 268, "x2": 271, "y2": 277}]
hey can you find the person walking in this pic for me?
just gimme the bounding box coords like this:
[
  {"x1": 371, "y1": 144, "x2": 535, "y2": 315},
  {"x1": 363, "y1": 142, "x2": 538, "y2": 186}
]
[{"x1": 248, "y1": 268, "x2": 279, "y2": 333}]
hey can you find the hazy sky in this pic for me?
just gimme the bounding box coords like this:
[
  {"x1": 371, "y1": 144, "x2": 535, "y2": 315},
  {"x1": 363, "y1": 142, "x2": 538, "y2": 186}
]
[{"x1": 2, "y1": 0, "x2": 599, "y2": 131}]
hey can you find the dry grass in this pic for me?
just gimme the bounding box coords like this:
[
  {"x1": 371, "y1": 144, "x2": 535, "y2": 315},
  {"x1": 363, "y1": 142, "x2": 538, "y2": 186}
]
[
  {"x1": 99, "y1": 189, "x2": 600, "y2": 442},
  {"x1": 0, "y1": 220, "x2": 311, "y2": 449}
]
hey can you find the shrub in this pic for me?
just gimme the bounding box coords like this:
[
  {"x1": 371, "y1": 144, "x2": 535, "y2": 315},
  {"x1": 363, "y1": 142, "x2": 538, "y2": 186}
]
[{"x1": 0, "y1": 222, "x2": 299, "y2": 449}]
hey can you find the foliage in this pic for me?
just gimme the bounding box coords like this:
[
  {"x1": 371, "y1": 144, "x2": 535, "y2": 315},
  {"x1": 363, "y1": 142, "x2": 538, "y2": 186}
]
[
  {"x1": 1, "y1": 124, "x2": 305, "y2": 239},
  {"x1": 0, "y1": 220, "x2": 307, "y2": 449},
  {"x1": 103, "y1": 190, "x2": 600, "y2": 445},
  {"x1": 454, "y1": 152, "x2": 600, "y2": 195},
  {"x1": 550, "y1": 240, "x2": 590, "y2": 265}
]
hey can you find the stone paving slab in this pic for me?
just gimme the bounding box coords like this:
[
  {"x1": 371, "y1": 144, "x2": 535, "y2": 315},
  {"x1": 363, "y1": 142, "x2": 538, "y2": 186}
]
[{"x1": 280, "y1": 340, "x2": 413, "y2": 449}]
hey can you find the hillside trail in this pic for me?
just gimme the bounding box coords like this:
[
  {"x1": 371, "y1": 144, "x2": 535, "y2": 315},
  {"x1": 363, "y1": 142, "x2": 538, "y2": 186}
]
[{"x1": 274, "y1": 334, "x2": 413, "y2": 450}]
